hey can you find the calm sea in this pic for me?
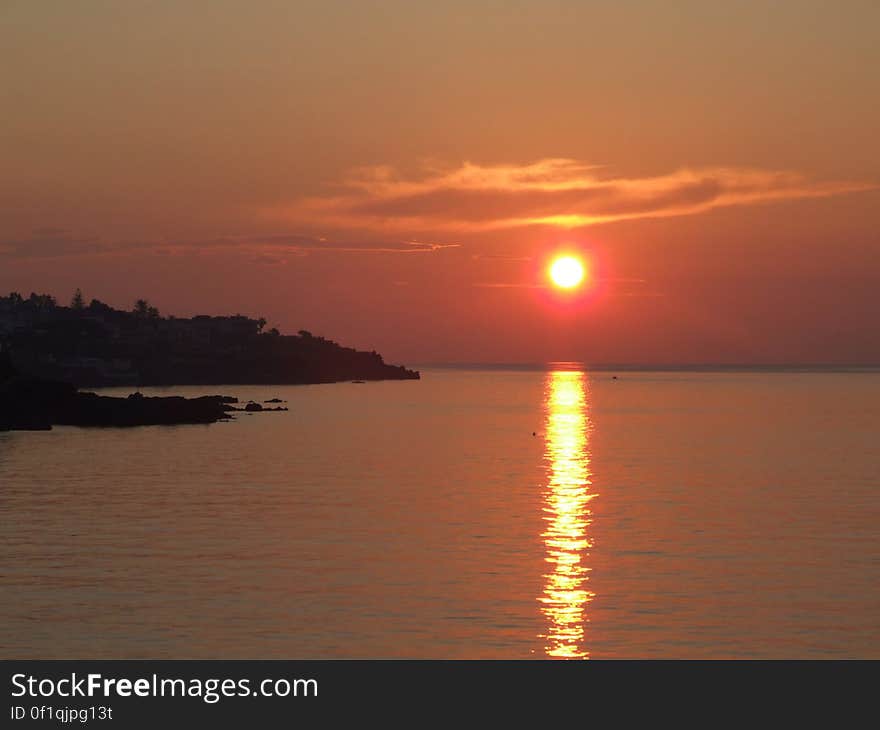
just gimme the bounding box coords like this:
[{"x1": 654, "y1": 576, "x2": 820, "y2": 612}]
[{"x1": 2, "y1": 368, "x2": 879, "y2": 658}]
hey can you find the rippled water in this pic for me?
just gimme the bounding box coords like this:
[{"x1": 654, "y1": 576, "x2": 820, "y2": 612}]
[{"x1": 2, "y1": 369, "x2": 879, "y2": 658}]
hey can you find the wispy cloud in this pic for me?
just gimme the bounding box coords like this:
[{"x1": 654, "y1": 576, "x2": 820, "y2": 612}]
[
  {"x1": 472, "y1": 276, "x2": 650, "y2": 291},
  {"x1": 473, "y1": 282, "x2": 546, "y2": 289},
  {"x1": 264, "y1": 158, "x2": 876, "y2": 233},
  {"x1": 0, "y1": 231, "x2": 114, "y2": 259},
  {"x1": 0, "y1": 231, "x2": 460, "y2": 260},
  {"x1": 163, "y1": 235, "x2": 460, "y2": 257}
]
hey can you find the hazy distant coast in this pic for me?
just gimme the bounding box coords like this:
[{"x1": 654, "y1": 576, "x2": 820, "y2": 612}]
[{"x1": 0, "y1": 291, "x2": 420, "y2": 387}]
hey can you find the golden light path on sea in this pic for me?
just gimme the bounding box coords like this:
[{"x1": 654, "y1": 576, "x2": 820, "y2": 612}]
[{"x1": 538, "y1": 369, "x2": 595, "y2": 659}]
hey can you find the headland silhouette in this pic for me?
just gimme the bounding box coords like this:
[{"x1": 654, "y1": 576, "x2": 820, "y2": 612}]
[{"x1": 0, "y1": 290, "x2": 419, "y2": 431}]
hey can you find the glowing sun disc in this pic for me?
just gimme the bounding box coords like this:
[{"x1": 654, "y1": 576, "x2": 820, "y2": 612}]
[{"x1": 549, "y1": 256, "x2": 585, "y2": 289}]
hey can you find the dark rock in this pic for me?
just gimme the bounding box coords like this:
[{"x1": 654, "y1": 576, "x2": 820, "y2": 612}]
[
  {"x1": 244, "y1": 402, "x2": 263, "y2": 412},
  {"x1": 0, "y1": 353, "x2": 236, "y2": 430},
  {"x1": 264, "y1": 398, "x2": 284, "y2": 403},
  {"x1": 0, "y1": 374, "x2": 76, "y2": 431},
  {"x1": 50, "y1": 392, "x2": 234, "y2": 427},
  {"x1": 0, "y1": 349, "x2": 19, "y2": 382}
]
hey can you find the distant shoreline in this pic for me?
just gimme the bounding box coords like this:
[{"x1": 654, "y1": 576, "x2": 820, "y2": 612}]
[{"x1": 415, "y1": 362, "x2": 880, "y2": 374}]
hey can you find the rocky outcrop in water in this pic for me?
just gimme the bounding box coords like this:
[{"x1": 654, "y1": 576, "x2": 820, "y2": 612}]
[{"x1": 0, "y1": 351, "x2": 236, "y2": 431}]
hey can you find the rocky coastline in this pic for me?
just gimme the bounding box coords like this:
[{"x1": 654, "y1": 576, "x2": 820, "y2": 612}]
[
  {"x1": 0, "y1": 293, "x2": 420, "y2": 388},
  {"x1": 0, "y1": 352, "x2": 239, "y2": 431},
  {"x1": 0, "y1": 294, "x2": 421, "y2": 430}
]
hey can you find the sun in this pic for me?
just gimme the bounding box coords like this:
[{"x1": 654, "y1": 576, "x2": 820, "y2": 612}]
[{"x1": 548, "y1": 255, "x2": 585, "y2": 289}]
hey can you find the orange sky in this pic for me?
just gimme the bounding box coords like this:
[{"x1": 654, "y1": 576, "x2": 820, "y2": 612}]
[{"x1": 2, "y1": 1, "x2": 879, "y2": 364}]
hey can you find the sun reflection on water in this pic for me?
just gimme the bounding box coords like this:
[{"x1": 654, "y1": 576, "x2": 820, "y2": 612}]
[{"x1": 539, "y1": 370, "x2": 594, "y2": 659}]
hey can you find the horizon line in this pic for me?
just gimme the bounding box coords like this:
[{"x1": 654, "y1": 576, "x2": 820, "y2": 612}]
[{"x1": 410, "y1": 362, "x2": 880, "y2": 373}]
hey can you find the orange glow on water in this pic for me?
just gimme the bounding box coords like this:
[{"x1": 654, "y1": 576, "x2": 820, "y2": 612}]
[{"x1": 538, "y1": 369, "x2": 595, "y2": 658}]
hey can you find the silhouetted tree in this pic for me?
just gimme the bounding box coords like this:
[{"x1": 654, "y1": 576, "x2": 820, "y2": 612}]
[
  {"x1": 71, "y1": 288, "x2": 85, "y2": 310},
  {"x1": 257, "y1": 317, "x2": 267, "y2": 333},
  {"x1": 268, "y1": 327, "x2": 280, "y2": 337},
  {"x1": 28, "y1": 292, "x2": 56, "y2": 309},
  {"x1": 88, "y1": 299, "x2": 110, "y2": 312},
  {"x1": 132, "y1": 299, "x2": 160, "y2": 319}
]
